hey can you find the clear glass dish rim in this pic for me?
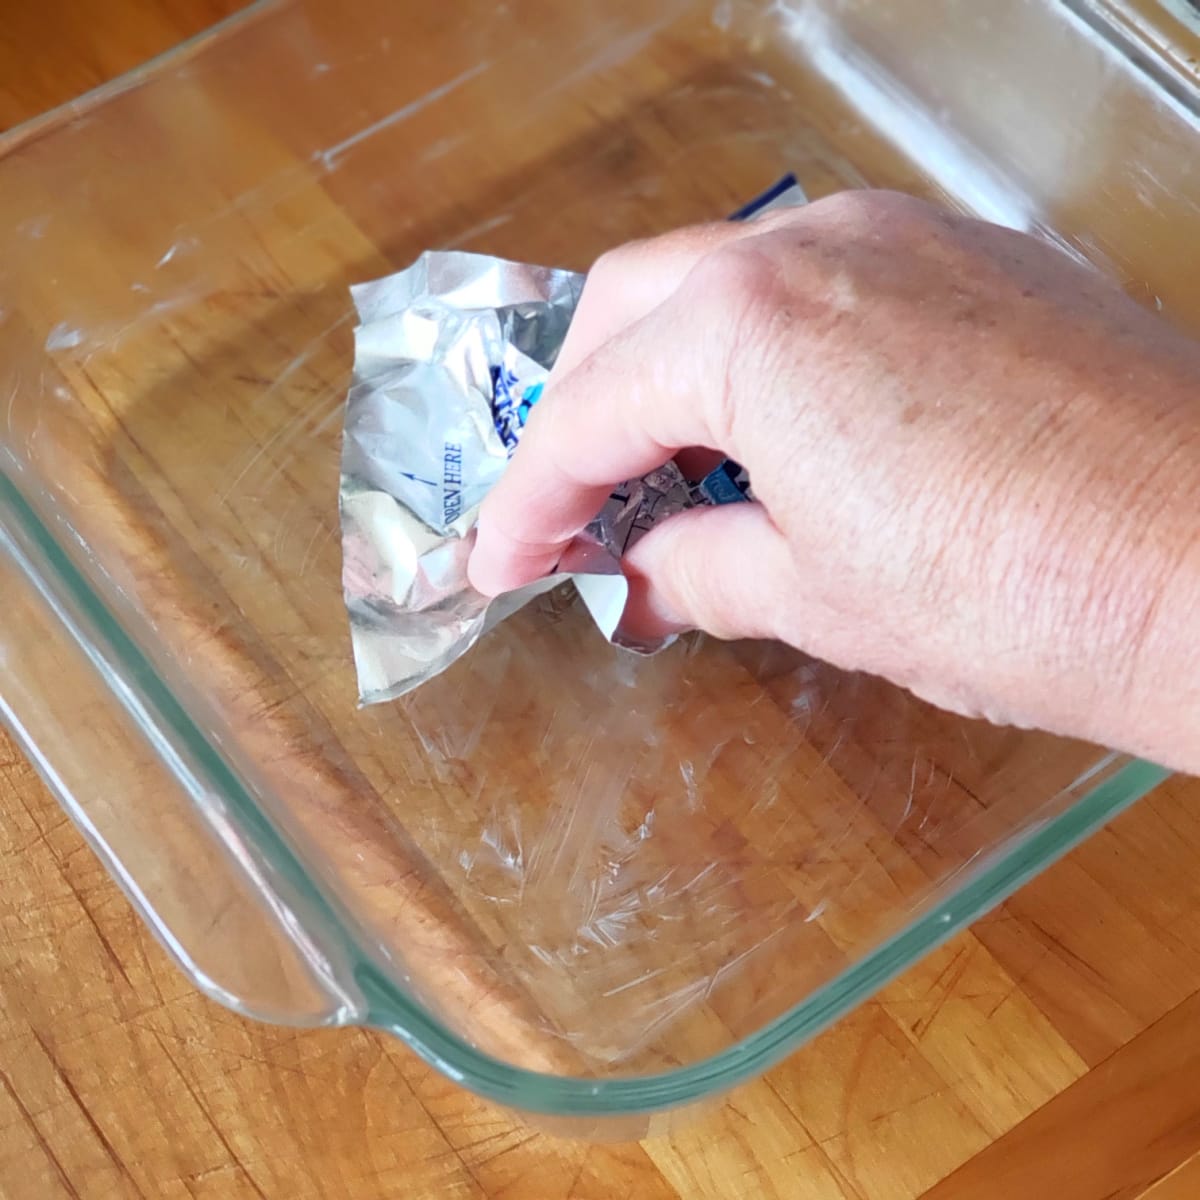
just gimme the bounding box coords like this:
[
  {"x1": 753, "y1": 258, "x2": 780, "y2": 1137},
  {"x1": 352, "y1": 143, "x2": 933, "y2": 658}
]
[
  {"x1": 0, "y1": 0, "x2": 283, "y2": 157},
  {"x1": 0, "y1": 0, "x2": 1178, "y2": 1117}
]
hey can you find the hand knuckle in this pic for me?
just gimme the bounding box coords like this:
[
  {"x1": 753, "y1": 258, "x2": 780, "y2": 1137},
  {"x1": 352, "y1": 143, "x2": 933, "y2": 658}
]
[
  {"x1": 684, "y1": 247, "x2": 783, "y2": 443},
  {"x1": 687, "y1": 246, "x2": 784, "y2": 338},
  {"x1": 591, "y1": 223, "x2": 729, "y2": 283},
  {"x1": 589, "y1": 242, "x2": 637, "y2": 281},
  {"x1": 819, "y1": 188, "x2": 942, "y2": 238}
]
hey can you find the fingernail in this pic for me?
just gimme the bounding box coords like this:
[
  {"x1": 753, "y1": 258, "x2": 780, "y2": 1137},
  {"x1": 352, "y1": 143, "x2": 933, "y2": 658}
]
[
  {"x1": 467, "y1": 558, "x2": 505, "y2": 598},
  {"x1": 469, "y1": 526, "x2": 561, "y2": 597},
  {"x1": 619, "y1": 569, "x2": 691, "y2": 642},
  {"x1": 467, "y1": 532, "x2": 509, "y2": 597}
]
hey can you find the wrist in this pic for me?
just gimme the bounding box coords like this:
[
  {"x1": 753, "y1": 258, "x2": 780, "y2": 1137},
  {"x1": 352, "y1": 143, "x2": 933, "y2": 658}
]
[
  {"x1": 1020, "y1": 416, "x2": 1200, "y2": 769},
  {"x1": 1110, "y1": 510, "x2": 1200, "y2": 771}
]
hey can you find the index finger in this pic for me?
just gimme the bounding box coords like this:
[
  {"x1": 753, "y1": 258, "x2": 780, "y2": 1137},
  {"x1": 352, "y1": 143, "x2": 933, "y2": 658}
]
[
  {"x1": 552, "y1": 223, "x2": 734, "y2": 379},
  {"x1": 468, "y1": 296, "x2": 724, "y2": 596},
  {"x1": 553, "y1": 209, "x2": 808, "y2": 380}
]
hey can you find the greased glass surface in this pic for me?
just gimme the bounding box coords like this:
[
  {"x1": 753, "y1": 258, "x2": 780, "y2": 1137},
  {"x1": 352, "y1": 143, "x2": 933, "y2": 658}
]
[{"x1": 0, "y1": 0, "x2": 1194, "y2": 1120}]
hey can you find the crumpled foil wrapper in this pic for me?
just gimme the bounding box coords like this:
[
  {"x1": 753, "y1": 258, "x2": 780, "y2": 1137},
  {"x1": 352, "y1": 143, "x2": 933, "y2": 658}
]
[{"x1": 341, "y1": 177, "x2": 806, "y2": 704}]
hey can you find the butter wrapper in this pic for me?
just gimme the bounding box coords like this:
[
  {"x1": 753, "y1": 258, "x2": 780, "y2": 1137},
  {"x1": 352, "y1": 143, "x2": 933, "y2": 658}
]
[{"x1": 340, "y1": 178, "x2": 805, "y2": 703}]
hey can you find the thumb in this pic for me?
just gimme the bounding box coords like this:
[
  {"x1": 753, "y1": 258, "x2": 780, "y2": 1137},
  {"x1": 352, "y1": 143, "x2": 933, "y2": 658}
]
[{"x1": 619, "y1": 501, "x2": 797, "y2": 644}]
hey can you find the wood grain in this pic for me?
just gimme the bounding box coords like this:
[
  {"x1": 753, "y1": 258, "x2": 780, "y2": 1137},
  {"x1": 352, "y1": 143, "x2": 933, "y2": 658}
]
[
  {"x1": 0, "y1": 0, "x2": 1133, "y2": 1083},
  {"x1": 3, "y1": 2, "x2": 1200, "y2": 1198}
]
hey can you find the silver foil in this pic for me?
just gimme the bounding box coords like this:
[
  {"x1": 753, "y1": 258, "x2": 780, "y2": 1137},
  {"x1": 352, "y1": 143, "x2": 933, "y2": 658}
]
[{"x1": 341, "y1": 182, "x2": 806, "y2": 704}]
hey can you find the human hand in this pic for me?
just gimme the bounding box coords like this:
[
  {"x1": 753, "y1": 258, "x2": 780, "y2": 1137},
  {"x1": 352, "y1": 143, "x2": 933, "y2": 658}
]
[{"x1": 469, "y1": 190, "x2": 1200, "y2": 766}]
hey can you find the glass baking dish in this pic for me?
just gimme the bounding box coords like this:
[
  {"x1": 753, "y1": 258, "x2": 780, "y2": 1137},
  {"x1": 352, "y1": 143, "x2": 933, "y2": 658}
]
[{"x1": 0, "y1": 0, "x2": 1195, "y2": 1128}]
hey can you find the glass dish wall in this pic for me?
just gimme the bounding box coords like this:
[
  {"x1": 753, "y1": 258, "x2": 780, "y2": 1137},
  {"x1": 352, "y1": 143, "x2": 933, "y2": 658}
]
[{"x1": 0, "y1": 0, "x2": 1195, "y2": 1123}]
